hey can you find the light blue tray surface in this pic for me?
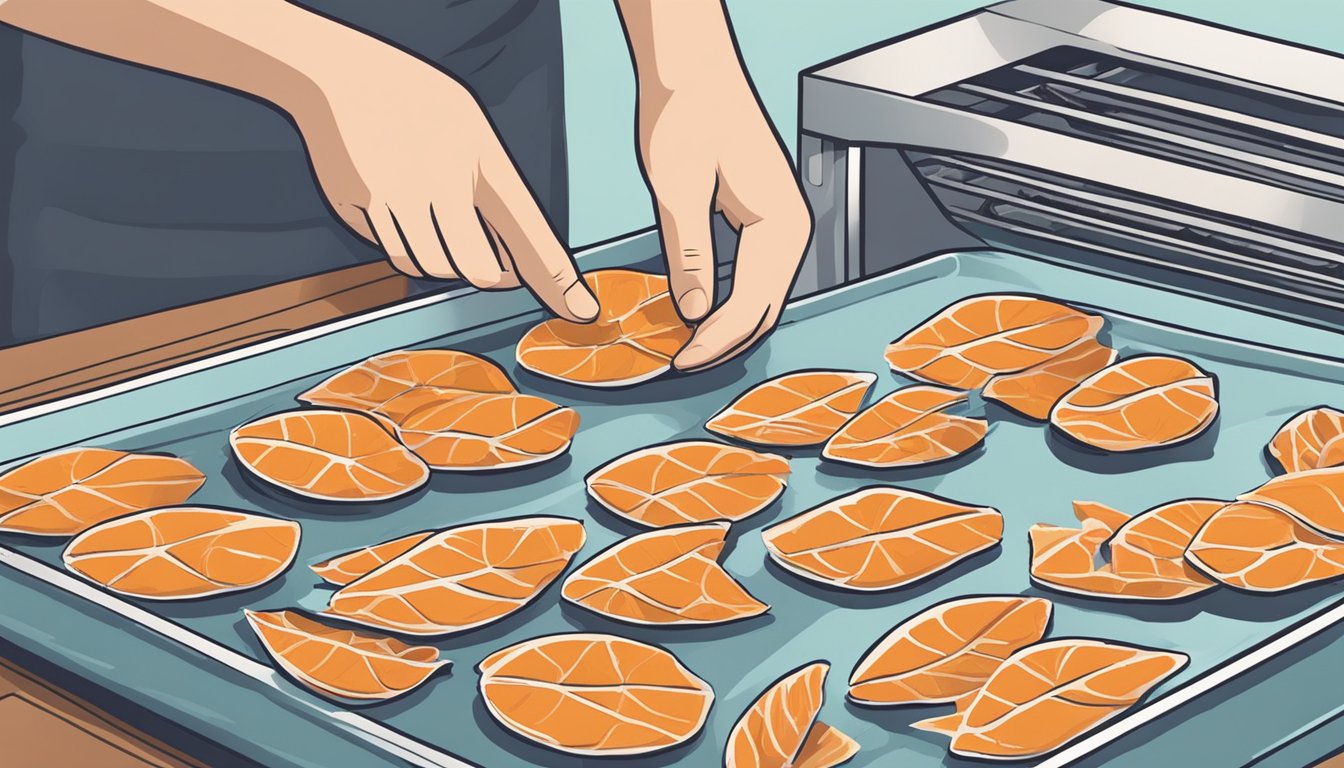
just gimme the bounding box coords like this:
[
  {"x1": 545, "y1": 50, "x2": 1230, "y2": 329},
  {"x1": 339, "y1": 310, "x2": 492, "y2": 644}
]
[{"x1": 2, "y1": 249, "x2": 1343, "y2": 768}]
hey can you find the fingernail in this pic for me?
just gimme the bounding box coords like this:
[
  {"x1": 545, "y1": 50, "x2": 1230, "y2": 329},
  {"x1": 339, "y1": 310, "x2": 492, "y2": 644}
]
[
  {"x1": 565, "y1": 284, "x2": 600, "y2": 321},
  {"x1": 674, "y1": 344, "x2": 710, "y2": 371},
  {"x1": 678, "y1": 288, "x2": 709, "y2": 320}
]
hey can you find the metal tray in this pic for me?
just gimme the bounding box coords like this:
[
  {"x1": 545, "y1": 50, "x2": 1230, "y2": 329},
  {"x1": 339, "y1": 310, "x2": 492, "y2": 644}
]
[{"x1": 2, "y1": 236, "x2": 1342, "y2": 768}]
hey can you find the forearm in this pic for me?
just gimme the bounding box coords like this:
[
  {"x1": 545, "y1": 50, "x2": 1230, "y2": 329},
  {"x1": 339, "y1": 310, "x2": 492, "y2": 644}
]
[
  {"x1": 614, "y1": 0, "x2": 748, "y2": 97},
  {"x1": 0, "y1": 0, "x2": 389, "y2": 117}
]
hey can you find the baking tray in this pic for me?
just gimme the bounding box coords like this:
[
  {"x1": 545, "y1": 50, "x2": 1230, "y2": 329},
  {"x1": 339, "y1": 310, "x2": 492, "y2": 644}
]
[{"x1": 2, "y1": 238, "x2": 1343, "y2": 768}]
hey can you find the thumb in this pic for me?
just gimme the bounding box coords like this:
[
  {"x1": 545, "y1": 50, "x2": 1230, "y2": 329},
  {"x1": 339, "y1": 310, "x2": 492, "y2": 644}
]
[{"x1": 656, "y1": 195, "x2": 716, "y2": 323}]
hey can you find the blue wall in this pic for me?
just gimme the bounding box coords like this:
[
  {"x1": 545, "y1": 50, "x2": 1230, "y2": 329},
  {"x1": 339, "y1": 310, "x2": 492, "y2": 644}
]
[{"x1": 559, "y1": 0, "x2": 1344, "y2": 247}]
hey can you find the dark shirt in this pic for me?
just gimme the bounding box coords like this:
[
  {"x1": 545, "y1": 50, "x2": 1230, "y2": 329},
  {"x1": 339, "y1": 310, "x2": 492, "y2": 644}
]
[{"x1": 0, "y1": 0, "x2": 566, "y2": 346}]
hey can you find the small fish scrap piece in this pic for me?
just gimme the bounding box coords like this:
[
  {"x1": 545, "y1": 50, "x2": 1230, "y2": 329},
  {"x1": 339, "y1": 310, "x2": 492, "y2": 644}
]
[
  {"x1": 762, "y1": 487, "x2": 1002, "y2": 591},
  {"x1": 1050, "y1": 355, "x2": 1218, "y2": 452},
  {"x1": 1267, "y1": 406, "x2": 1344, "y2": 474},
  {"x1": 246, "y1": 609, "x2": 449, "y2": 702},
  {"x1": 725, "y1": 662, "x2": 859, "y2": 768},
  {"x1": 822, "y1": 385, "x2": 986, "y2": 468},
  {"x1": 885, "y1": 294, "x2": 1104, "y2": 389},
  {"x1": 0, "y1": 448, "x2": 204, "y2": 537},
  {"x1": 706, "y1": 370, "x2": 877, "y2": 447},
  {"x1": 586, "y1": 441, "x2": 789, "y2": 528},
  {"x1": 848, "y1": 596, "x2": 1051, "y2": 706},
  {"x1": 478, "y1": 633, "x2": 713, "y2": 756}
]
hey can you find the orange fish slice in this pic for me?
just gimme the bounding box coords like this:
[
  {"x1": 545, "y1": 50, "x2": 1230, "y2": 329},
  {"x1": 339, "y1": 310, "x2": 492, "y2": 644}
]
[
  {"x1": 310, "y1": 531, "x2": 434, "y2": 586},
  {"x1": 725, "y1": 662, "x2": 858, "y2": 768},
  {"x1": 561, "y1": 522, "x2": 767, "y2": 626},
  {"x1": 478, "y1": 633, "x2": 713, "y2": 756},
  {"x1": 1050, "y1": 355, "x2": 1218, "y2": 452},
  {"x1": 0, "y1": 447, "x2": 205, "y2": 537},
  {"x1": 298, "y1": 349, "x2": 515, "y2": 424},
  {"x1": 1029, "y1": 500, "x2": 1221, "y2": 600},
  {"x1": 586, "y1": 441, "x2": 789, "y2": 528},
  {"x1": 230, "y1": 409, "x2": 430, "y2": 502},
  {"x1": 885, "y1": 294, "x2": 1104, "y2": 389},
  {"x1": 762, "y1": 487, "x2": 1002, "y2": 591},
  {"x1": 914, "y1": 638, "x2": 1187, "y2": 760},
  {"x1": 982, "y1": 339, "x2": 1117, "y2": 420},
  {"x1": 706, "y1": 370, "x2": 878, "y2": 447},
  {"x1": 1185, "y1": 501, "x2": 1344, "y2": 592},
  {"x1": 822, "y1": 385, "x2": 986, "y2": 468},
  {"x1": 63, "y1": 506, "x2": 300, "y2": 600},
  {"x1": 383, "y1": 389, "x2": 579, "y2": 471},
  {"x1": 246, "y1": 609, "x2": 448, "y2": 702},
  {"x1": 325, "y1": 516, "x2": 585, "y2": 635},
  {"x1": 1267, "y1": 407, "x2": 1344, "y2": 474},
  {"x1": 848, "y1": 596, "x2": 1051, "y2": 706},
  {"x1": 516, "y1": 270, "x2": 692, "y2": 387},
  {"x1": 1240, "y1": 466, "x2": 1344, "y2": 538}
]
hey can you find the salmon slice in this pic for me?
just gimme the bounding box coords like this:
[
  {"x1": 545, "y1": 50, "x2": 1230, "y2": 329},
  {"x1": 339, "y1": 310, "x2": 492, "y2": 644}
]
[
  {"x1": 761, "y1": 487, "x2": 1002, "y2": 591},
  {"x1": 821, "y1": 385, "x2": 987, "y2": 468},
  {"x1": 310, "y1": 531, "x2": 434, "y2": 586},
  {"x1": 298, "y1": 349, "x2": 515, "y2": 425},
  {"x1": 1185, "y1": 501, "x2": 1344, "y2": 592},
  {"x1": 325, "y1": 516, "x2": 585, "y2": 635},
  {"x1": 848, "y1": 596, "x2": 1052, "y2": 706},
  {"x1": 706, "y1": 370, "x2": 878, "y2": 447},
  {"x1": 913, "y1": 638, "x2": 1187, "y2": 760},
  {"x1": 63, "y1": 507, "x2": 300, "y2": 600},
  {"x1": 384, "y1": 389, "x2": 579, "y2": 471},
  {"x1": 0, "y1": 447, "x2": 205, "y2": 537},
  {"x1": 1239, "y1": 466, "x2": 1344, "y2": 538},
  {"x1": 516, "y1": 270, "x2": 692, "y2": 387},
  {"x1": 477, "y1": 633, "x2": 713, "y2": 756},
  {"x1": 230, "y1": 409, "x2": 430, "y2": 502},
  {"x1": 561, "y1": 522, "x2": 767, "y2": 625},
  {"x1": 885, "y1": 294, "x2": 1104, "y2": 389},
  {"x1": 982, "y1": 339, "x2": 1118, "y2": 420},
  {"x1": 1029, "y1": 500, "x2": 1221, "y2": 600},
  {"x1": 586, "y1": 441, "x2": 789, "y2": 528},
  {"x1": 246, "y1": 609, "x2": 448, "y2": 702},
  {"x1": 725, "y1": 662, "x2": 859, "y2": 768},
  {"x1": 1050, "y1": 355, "x2": 1218, "y2": 452},
  {"x1": 1267, "y1": 407, "x2": 1344, "y2": 474}
]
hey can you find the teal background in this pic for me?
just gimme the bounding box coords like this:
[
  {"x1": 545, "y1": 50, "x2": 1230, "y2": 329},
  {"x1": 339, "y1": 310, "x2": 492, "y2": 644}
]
[{"x1": 559, "y1": 0, "x2": 1344, "y2": 246}]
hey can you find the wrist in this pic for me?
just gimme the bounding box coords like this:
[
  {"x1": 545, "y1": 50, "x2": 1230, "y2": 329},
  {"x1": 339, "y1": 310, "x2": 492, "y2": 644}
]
[{"x1": 617, "y1": 0, "x2": 747, "y2": 99}]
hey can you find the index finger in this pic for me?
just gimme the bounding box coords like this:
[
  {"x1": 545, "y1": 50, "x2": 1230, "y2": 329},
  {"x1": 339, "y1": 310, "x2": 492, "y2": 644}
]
[{"x1": 477, "y1": 153, "x2": 598, "y2": 323}]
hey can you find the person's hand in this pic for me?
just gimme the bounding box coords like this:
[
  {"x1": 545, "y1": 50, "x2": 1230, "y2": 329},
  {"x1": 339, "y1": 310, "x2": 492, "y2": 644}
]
[
  {"x1": 621, "y1": 0, "x2": 812, "y2": 371},
  {"x1": 291, "y1": 44, "x2": 599, "y2": 322}
]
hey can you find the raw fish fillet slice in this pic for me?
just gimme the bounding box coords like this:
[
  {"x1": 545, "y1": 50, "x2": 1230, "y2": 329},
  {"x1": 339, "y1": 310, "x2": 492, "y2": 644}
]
[
  {"x1": 561, "y1": 522, "x2": 767, "y2": 625},
  {"x1": 586, "y1": 441, "x2": 789, "y2": 528},
  {"x1": 848, "y1": 596, "x2": 1051, "y2": 705},
  {"x1": 64, "y1": 507, "x2": 300, "y2": 600},
  {"x1": 477, "y1": 633, "x2": 713, "y2": 756},
  {"x1": 388, "y1": 389, "x2": 578, "y2": 471},
  {"x1": 516, "y1": 270, "x2": 692, "y2": 387},
  {"x1": 1186, "y1": 501, "x2": 1344, "y2": 592},
  {"x1": 1029, "y1": 500, "x2": 1221, "y2": 600},
  {"x1": 246, "y1": 609, "x2": 448, "y2": 702},
  {"x1": 298, "y1": 349, "x2": 515, "y2": 424},
  {"x1": 822, "y1": 385, "x2": 986, "y2": 468},
  {"x1": 725, "y1": 662, "x2": 858, "y2": 768},
  {"x1": 706, "y1": 370, "x2": 877, "y2": 447},
  {"x1": 1267, "y1": 406, "x2": 1344, "y2": 474},
  {"x1": 0, "y1": 447, "x2": 205, "y2": 537},
  {"x1": 230, "y1": 409, "x2": 429, "y2": 502},
  {"x1": 1050, "y1": 355, "x2": 1218, "y2": 452},
  {"x1": 982, "y1": 339, "x2": 1117, "y2": 420},
  {"x1": 913, "y1": 638, "x2": 1187, "y2": 760},
  {"x1": 762, "y1": 487, "x2": 1002, "y2": 591},
  {"x1": 885, "y1": 294, "x2": 1104, "y2": 389},
  {"x1": 1239, "y1": 467, "x2": 1344, "y2": 538},
  {"x1": 310, "y1": 531, "x2": 434, "y2": 586},
  {"x1": 325, "y1": 516, "x2": 585, "y2": 635}
]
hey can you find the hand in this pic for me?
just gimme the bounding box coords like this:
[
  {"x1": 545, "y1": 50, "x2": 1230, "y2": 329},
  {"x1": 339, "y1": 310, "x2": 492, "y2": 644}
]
[
  {"x1": 291, "y1": 45, "x2": 598, "y2": 322},
  {"x1": 621, "y1": 0, "x2": 812, "y2": 371}
]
